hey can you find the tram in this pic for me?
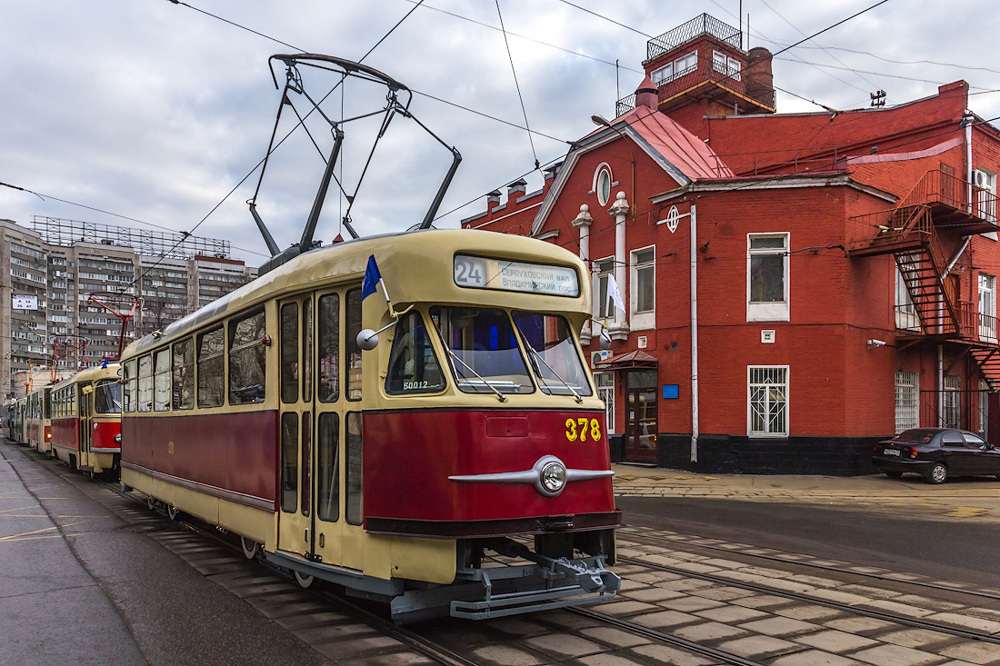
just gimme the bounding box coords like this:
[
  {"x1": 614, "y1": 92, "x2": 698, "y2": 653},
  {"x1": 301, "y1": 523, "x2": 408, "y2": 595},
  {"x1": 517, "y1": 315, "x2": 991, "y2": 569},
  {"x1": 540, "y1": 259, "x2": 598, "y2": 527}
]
[
  {"x1": 121, "y1": 229, "x2": 620, "y2": 621},
  {"x1": 25, "y1": 385, "x2": 53, "y2": 454},
  {"x1": 3, "y1": 397, "x2": 27, "y2": 444},
  {"x1": 50, "y1": 364, "x2": 123, "y2": 478}
]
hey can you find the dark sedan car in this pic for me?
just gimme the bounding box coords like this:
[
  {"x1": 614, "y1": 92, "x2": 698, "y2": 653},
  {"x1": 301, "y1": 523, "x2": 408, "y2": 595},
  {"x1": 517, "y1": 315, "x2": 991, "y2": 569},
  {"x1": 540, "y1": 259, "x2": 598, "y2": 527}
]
[{"x1": 873, "y1": 428, "x2": 1000, "y2": 484}]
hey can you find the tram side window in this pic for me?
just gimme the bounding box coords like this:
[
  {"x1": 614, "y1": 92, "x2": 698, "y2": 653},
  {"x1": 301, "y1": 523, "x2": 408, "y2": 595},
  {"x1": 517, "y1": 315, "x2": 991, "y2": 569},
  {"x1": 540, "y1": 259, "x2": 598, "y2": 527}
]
[
  {"x1": 94, "y1": 379, "x2": 122, "y2": 415},
  {"x1": 43, "y1": 389, "x2": 50, "y2": 420},
  {"x1": 123, "y1": 359, "x2": 137, "y2": 413},
  {"x1": 346, "y1": 412, "x2": 363, "y2": 525},
  {"x1": 318, "y1": 294, "x2": 340, "y2": 403},
  {"x1": 280, "y1": 303, "x2": 298, "y2": 404},
  {"x1": 229, "y1": 308, "x2": 267, "y2": 405},
  {"x1": 172, "y1": 338, "x2": 194, "y2": 410},
  {"x1": 347, "y1": 289, "x2": 362, "y2": 401},
  {"x1": 138, "y1": 354, "x2": 153, "y2": 412},
  {"x1": 153, "y1": 349, "x2": 170, "y2": 412},
  {"x1": 280, "y1": 412, "x2": 298, "y2": 513},
  {"x1": 385, "y1": 311, "x2": 445, "y2": 395},
  {"x1": 197, "y1": 326, "x2": 225, "y2": 408},
  {"x1": 317, "y1": 412, "x2": 339, "y2": 522},
  {"x1": 303, "y1": 297, "x2": 313, "y2": 402}
]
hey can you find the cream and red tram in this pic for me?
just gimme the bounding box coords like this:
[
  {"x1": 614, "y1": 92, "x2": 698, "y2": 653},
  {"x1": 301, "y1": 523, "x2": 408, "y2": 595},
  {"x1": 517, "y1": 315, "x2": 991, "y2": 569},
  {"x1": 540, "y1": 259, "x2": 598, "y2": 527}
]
[
  {"x1": 25, "y1": 385, "x2": 53, "y2": 454},
  {"x1": 121, "y1": 229, "x2": 620, "y2": 621},
  {"x1": 50, "y1": 364, "x2": 123, "y2": 477}
]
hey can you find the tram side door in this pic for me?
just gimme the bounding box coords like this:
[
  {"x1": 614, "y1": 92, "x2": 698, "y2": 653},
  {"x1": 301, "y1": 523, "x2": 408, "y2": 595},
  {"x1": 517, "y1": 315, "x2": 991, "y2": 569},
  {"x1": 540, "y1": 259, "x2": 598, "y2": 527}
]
[
  {"x1": 277, "y1": 296, "x2": 315, "y2": 560},
  {"x1": 79, "y1": 383, "x2": 93, "y2": 466}
]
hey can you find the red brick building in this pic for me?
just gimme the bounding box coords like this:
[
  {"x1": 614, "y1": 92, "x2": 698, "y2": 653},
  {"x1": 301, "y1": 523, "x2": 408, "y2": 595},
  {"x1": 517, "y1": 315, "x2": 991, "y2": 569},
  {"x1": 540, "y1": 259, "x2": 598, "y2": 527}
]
[{"x1": 462, "y1": 14, "x2": 1000, "y2": 474}]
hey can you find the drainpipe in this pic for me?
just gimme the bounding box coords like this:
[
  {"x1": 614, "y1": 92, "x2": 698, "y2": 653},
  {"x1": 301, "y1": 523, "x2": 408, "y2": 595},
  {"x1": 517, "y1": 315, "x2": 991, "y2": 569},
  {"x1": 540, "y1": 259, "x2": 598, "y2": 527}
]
[
  {"x1": 967, "y1": 110, "x2": 974, "y2": 214},
  {"x1": 690, "y1": 205, "x2": 699, "y2": 464},
  {"x1": 938, "y1": 344, "x2": 945, "y2": 427}
]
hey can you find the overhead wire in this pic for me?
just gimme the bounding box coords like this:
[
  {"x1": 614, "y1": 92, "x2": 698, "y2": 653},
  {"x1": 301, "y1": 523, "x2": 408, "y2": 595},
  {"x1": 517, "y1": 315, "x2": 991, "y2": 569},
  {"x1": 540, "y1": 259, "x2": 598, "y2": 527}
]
[{"x1": 495, "y1": 0, "x2": 540, "y2": 170}]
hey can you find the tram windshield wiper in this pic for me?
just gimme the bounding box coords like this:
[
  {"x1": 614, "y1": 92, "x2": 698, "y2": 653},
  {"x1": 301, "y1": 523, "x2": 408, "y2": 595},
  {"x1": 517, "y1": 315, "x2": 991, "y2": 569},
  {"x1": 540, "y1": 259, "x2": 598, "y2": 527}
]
[
  {"x1": 519, "y1": 339, "x2": 583, "y2": 403},
  {"x1": 440, "y1": 347, "x2": 508, "y2": 402}
]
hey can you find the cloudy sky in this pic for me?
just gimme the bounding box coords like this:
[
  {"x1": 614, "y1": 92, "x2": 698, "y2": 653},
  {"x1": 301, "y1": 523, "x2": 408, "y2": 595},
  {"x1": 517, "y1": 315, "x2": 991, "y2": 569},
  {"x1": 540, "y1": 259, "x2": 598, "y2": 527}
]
[{"x1": 3, "y1": 0, "x2": 999, "y2": 265}]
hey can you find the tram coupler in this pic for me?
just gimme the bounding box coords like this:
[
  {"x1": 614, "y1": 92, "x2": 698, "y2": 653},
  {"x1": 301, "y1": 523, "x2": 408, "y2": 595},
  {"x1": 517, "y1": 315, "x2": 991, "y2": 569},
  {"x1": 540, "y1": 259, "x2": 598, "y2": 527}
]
[{"x1": 490, "y1": 538, "x2": 620, "y2": 593}]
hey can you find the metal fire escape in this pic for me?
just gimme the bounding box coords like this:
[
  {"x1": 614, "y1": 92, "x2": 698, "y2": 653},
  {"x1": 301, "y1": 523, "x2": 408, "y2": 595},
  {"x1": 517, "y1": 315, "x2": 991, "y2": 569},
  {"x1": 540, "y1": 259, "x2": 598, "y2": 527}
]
[{"x1": 847, "y1": 169, "x2": 1000, "y2": 387}]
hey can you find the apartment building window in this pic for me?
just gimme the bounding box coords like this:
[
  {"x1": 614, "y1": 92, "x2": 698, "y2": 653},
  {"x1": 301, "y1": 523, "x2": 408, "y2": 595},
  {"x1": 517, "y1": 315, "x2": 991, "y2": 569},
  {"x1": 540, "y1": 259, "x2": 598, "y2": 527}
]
[
  {"x1": 651, "y1": 50, "x2": 697, "y2": 86},
  {"x1": 979, "y1": 379, "x2": 990, "y2": 438},
  {"x1": 631, "y1": 247, "x2": 655, "y2": 330},
  {"x1": 747, "y1": 233, "x2": 789, "y2": 322},
  {"x1": 748, "y1": 366, "x2": 788, "y2": 437},
  {"x1": 895, "y1": 263, "x2": 919, "y2": 331},
  {"x1": 595, "y1": 372, "x2": 615, "y2": 434},
  {"x1": 979, "y1": 274, "x2": 996, "y2": 342},
  {"x1": 943, "y1": 375, "x2": 960, "y2": 428},
  {"x1": 895, "y1": 371, "x2": 919, "y2": 433}
]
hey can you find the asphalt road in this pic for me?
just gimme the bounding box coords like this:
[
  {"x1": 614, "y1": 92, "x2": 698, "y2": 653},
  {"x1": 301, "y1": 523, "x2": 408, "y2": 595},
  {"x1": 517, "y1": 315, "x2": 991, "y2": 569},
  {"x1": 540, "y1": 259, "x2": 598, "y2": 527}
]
[{"x1": 617, "y1": 495, "x2": 1000, "y2": 589}]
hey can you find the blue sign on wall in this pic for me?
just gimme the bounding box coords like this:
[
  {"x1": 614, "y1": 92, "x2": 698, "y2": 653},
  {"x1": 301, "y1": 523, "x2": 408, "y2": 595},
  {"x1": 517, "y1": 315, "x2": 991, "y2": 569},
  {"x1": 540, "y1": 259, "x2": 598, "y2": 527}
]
[{"x1": 663, "y1": 384, "x2": 679, "y2": 399}]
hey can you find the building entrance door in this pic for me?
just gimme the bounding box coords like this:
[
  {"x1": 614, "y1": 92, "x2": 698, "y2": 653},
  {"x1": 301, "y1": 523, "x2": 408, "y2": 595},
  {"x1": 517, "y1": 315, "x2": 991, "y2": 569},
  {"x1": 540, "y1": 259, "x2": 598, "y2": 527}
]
[{"x1": 624, "y1": 370, "x2": 658, "y2": 463}]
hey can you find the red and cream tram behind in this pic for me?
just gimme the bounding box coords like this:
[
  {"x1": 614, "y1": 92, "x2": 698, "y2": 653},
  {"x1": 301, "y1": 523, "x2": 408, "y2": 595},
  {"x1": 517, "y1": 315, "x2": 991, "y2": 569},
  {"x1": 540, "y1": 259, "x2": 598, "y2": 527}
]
[
  {"x1": 50, "y1": 364, "x2": 124, "y2": 478},
  {"x1": 25, "y1": 385, "x2": 53, "y2": 454},
  {"x1": 121, "y1": 229, "x2": 620, "y2": 622}
]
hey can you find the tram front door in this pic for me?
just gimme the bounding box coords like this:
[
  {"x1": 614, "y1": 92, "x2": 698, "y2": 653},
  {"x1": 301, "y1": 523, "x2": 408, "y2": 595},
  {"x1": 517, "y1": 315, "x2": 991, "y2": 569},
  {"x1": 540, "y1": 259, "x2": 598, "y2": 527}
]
[
  {"x1": 79, "y1": 383, "x2": 93, "y2": 469},
  {"x1": 624, "y1": 370, "x2": 658, "y2": 463},
  {"x1": 277, "y1": 288, "x2": 365, "y2": 577}
]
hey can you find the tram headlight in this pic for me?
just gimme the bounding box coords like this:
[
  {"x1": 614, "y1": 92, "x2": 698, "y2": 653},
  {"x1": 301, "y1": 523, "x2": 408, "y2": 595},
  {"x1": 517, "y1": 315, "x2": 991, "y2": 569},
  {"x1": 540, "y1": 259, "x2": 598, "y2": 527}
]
[
  {"x1": 540, "y1": 460, "x2": 567, "y2": 495},
  {"x1": 114, "y1": 433, "x2": 122, "y2": 443}
]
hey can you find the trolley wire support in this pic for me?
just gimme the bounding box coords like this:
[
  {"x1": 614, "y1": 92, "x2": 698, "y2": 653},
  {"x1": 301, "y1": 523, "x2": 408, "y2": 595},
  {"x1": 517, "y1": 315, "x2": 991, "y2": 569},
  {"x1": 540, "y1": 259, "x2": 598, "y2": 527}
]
[{"x1": 249, "y1": 53, "x2": 462, "y2": 275}]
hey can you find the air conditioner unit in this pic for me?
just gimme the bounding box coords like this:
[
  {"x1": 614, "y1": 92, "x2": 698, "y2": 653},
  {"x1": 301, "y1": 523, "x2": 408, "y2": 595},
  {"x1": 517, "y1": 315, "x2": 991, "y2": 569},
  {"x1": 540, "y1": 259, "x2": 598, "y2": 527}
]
[{"x1": 591, "y1": 350, "x2": 612, "y2": 367}]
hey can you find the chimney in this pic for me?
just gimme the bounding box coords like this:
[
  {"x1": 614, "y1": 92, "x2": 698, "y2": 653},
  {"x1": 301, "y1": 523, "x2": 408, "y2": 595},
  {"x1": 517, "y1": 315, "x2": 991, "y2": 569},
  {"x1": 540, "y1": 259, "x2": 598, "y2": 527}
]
[
  {"x1": 507, "y1": 179, "x2": 527, "y2": 197},
  {"x1": 744, "y1": 47, "x2": 775, "y2": 110},
  {"x1": 635, "y1": 75, "x2": 658, "y2": 110},
  {"x1": 487, "y1": 190, "x2": 502, "y2": 206}
]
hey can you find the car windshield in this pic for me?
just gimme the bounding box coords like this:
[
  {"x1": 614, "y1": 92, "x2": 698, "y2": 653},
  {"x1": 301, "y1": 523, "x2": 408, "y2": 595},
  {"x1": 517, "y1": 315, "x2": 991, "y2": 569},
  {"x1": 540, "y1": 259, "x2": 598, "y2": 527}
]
[
  {"x1": 511, "y1": 311, "x2": 592, "y2": 397},
  {"x1": 890, "y1": 429, "x2": 936, "y2": 444},
  {"x1": 430, "y1": 306, "x2": 533, "y2": 395}
]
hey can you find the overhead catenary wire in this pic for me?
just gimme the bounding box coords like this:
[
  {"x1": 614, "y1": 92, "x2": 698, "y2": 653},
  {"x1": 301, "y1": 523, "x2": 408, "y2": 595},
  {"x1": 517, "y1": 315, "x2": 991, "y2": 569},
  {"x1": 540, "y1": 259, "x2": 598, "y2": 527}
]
[{"x1": 495, "y1": 0, "x2": 540, "y2": 170}]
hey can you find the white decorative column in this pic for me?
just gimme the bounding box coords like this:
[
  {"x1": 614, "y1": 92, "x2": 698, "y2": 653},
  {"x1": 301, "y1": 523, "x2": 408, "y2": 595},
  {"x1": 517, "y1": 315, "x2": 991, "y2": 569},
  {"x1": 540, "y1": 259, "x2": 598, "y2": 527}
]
[
  {"x1": 608, "y1": 191, "x2": 630, "y2": 341},
  {"x1": 573, "y1": 204, "x2": 594, "y2": 345}
]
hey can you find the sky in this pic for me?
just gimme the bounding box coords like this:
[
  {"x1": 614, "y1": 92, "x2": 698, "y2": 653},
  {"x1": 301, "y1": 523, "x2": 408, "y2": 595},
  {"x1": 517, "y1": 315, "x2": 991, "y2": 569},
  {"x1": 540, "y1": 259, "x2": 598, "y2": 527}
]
[{"x1": 3, "y1": 0, "x2": 1000, "y2": 267}]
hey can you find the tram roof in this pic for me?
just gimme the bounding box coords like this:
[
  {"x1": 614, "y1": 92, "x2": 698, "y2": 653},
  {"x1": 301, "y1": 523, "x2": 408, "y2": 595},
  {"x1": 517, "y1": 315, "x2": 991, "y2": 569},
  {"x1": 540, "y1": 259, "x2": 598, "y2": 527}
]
[
  {"x1": 52, "y1": 363, "x2": 122, "y2": 391},
  {"x1": 123, "y1": 229, "x2": 590, "y2": 358}
]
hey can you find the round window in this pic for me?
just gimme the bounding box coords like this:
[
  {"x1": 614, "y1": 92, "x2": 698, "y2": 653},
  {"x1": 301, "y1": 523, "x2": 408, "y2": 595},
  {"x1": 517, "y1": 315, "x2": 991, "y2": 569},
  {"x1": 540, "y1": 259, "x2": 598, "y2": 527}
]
[{"x1": 596, "y1": 167, "x2": 612, "y2": 206}]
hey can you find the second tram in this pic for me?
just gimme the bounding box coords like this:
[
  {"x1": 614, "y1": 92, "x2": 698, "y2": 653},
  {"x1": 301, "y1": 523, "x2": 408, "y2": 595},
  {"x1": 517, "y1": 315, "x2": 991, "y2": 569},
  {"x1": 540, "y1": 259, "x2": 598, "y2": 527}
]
[{"x1": 50, "y1": 364, "x2": 124, "y2": 478}]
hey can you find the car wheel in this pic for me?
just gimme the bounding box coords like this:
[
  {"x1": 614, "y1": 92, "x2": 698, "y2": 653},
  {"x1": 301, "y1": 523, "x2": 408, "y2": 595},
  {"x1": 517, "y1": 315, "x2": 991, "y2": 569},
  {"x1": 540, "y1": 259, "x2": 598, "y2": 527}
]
[
  {"x1": 925, "y1": 462, "x2": 948, "y2": 484},
  {"x1": 884, "y1": 470, "x2": 903, "y2": 479}
]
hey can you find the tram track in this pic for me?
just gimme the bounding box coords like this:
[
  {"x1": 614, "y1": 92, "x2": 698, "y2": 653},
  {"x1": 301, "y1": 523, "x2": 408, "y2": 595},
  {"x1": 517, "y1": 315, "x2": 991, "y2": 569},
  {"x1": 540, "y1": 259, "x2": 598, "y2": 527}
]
[
  {"x1": 620, "y1": 525, "x2": 1000, "y2": 603},
  {"x1": 616, "y1": 541, "x2": 1000, "y2": 647}
]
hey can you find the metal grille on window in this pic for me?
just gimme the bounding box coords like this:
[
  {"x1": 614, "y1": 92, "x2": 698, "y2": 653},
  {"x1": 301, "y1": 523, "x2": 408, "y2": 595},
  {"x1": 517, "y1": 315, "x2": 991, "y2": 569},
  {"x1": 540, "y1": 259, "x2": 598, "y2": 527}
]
[
  {"x1": 894, "y1": 371, "x2": 919, "y2": 433},
  {"x1": 749, "y1": 366, "x2": 787, "y2": 435},
  {"x1": 943, "y1": 375, "x2": 961, "y2": 429}
]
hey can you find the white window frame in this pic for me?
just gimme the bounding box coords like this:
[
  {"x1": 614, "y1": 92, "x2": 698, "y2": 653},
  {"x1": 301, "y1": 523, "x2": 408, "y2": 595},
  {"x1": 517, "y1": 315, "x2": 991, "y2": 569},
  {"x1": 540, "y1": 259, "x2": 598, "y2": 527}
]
[
  {"x1": 712, "y1": 50, "x2": 741, "y2": 80},
  {"x1": 979, "y1": 379, "x2": 990, "y2": 439},
  {"x1": 747, "y1": 233, "x2": 790, "y2": 322},
  {"x1": 593, "y1": 163, "x2": 613, "y2": 206},
  {"x1": 979, "y1": 273, "x2": 996, "y2": 343},
  {"x1": 674, "y1": 51, "x2": 698, "y2": 77},
  {"x1": 747, "y1": 365, "x2": 788, "y2": 437},
  {"x1": 630, "y1": 246, "x2": 655, "y2": 331},
  {"x1": 651, "y1": 62, "x2": 673, "y2": 86},
  {"x1": 974, "y1": 168, "x2": 997, "y2": 223},
  {"x1": 595, "y1": 371, "x2": 616, "y2": 434},
  {"x1": 593, "y1": 257, "x2": 615, "y2": 320},
  {"x1": 895, "y1": 370, "x2": 919, "y2": 433},
  {"x1": 943, "y1": 375, "x2": 961, "y2": 429},
  {"x1": 895, "y1": 263, "x2": 919, "y2": 331}
]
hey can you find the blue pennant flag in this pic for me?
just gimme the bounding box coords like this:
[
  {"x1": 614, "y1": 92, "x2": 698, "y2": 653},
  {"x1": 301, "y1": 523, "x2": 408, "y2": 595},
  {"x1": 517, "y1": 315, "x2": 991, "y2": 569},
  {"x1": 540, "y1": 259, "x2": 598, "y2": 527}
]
[
  {"x1": 361, "y1": 255, "x2": 383, "y2": 301},
  {"x1": 101, "y1": 357, "x2": 109, "y2": 369}
]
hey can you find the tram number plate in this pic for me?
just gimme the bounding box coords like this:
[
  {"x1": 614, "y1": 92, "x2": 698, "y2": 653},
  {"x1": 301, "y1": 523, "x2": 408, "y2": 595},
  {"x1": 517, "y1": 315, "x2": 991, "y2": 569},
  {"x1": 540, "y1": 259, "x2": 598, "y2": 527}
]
[{"x1": 565, "y1": 418, "x2": 601, "y2": 442}]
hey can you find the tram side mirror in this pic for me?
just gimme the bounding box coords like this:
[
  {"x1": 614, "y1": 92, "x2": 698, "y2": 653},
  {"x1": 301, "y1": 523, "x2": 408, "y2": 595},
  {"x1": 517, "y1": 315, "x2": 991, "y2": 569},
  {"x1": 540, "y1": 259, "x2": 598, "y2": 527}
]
[
  {"x1": 357, "y1": 329, "x2": 379, "y2": 351},
  {"x1": 599, "y1": 333, "x2": 611, "y2": 351}
]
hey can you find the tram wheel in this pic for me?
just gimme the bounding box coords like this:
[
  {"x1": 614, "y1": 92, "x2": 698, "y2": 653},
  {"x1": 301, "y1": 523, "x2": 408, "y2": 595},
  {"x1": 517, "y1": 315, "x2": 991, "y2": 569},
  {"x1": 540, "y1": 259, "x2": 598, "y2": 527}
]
[
  {"x1": 240, "y1": 537, "x2": 259, "y2": 560},
  {"x1": 167, "y1": 505, "x2": 180, "y2": 521},
  {"x1": 293, "y1": 571, "x2": 314, "y2": 589},
  {"x1": 147, "y1": 496, "x2": 156, "y2": 511}
]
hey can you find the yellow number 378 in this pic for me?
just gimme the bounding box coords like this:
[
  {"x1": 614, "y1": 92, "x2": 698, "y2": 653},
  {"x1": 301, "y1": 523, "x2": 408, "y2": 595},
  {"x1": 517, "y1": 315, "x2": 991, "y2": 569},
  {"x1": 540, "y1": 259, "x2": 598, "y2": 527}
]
[{"x1": 565, "y1": 418, "x2": 602, "y2": 442}]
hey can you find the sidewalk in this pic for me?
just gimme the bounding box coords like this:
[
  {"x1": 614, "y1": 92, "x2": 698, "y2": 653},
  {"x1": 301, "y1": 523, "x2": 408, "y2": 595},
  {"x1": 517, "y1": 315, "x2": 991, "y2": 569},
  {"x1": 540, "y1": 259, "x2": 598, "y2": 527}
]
[{"x1": 611, "y1": 463, "x2": 1000, "y2": 521}]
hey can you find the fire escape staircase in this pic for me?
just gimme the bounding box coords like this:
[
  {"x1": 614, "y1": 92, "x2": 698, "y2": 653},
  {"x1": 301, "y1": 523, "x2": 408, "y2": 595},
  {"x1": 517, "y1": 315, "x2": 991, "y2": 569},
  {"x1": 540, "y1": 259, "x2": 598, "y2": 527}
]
[{"x1": 847, "y1": 169, "x2": 1000, "y2": 388}]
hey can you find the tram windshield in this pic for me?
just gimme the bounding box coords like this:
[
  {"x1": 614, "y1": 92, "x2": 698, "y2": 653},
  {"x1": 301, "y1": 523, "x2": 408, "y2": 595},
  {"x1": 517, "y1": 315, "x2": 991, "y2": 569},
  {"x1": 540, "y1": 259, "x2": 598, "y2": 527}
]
[
  {"x1": 430, "y1": 306, "x2": 533, "y2": 395},
  {"x1": 94, "y1": 379, "x2": 122, "y2": 414},
  {"x1": 512, "y1": 311, "x2": 593, "y2": 397}
]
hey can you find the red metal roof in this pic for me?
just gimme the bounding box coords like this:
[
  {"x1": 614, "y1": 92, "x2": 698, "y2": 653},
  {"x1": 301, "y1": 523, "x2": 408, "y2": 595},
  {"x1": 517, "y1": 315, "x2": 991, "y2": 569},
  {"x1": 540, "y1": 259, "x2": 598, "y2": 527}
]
[{"x1": 619, "y1": 105, "x2": 734, "y2": 180}]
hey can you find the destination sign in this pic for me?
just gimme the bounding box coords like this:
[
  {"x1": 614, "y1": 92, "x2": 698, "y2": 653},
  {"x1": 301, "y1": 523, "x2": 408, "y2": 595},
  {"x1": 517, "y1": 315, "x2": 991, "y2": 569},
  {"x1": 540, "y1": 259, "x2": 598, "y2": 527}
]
[{"x1": 453, "y1": 254, "x2": 579, "y2": 297}]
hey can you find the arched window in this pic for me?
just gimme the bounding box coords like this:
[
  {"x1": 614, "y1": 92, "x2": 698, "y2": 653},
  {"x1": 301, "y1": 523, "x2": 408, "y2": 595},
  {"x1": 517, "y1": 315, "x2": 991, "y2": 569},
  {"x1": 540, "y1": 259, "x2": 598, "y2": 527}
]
[{"x1": 594, "y1": 164, "x2": 613, "y2": 206}]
